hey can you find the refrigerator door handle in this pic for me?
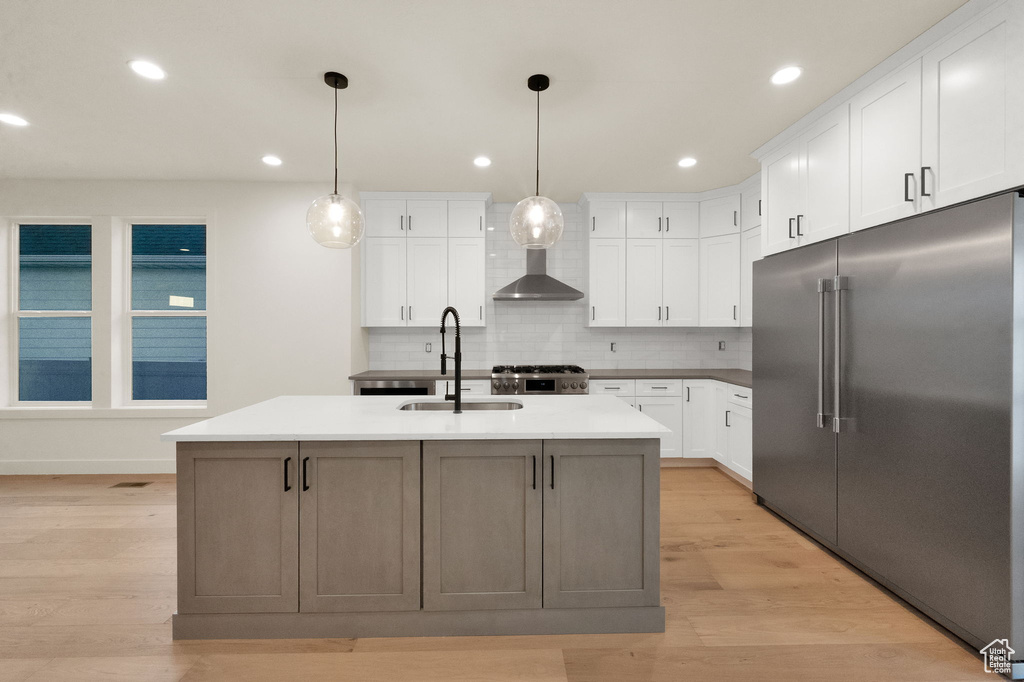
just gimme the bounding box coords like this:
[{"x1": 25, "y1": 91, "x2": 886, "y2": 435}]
[
  {"x1": 816, "y1": 278, "x2": 832, "y2": 428},
  {"x1": 832, "y1": 275, "x2": 848, "y2": 433}
]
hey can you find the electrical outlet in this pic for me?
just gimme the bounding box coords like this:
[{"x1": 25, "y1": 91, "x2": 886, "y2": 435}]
[
  {"x1": 610, "y1": 342, "x2": 617, "y2": 352},
  {"x1": 425, "y1": 342, "x2": 432, "y2": 353},
  {"x1": 718, "y1": 341, "x2": 726, "y2": 350}
]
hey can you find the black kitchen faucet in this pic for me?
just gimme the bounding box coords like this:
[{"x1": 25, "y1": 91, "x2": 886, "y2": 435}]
[{"x1": 439, "y1": 306, "x2": 462, "y2": 414}]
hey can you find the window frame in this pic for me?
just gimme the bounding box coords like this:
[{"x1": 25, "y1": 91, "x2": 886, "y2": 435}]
[
  {"x1": 124, "y1": 219, "x2": 208, "y2": 408},
  {"x1": 10, "y1": 220, "x2": 95, "y2": 408}
]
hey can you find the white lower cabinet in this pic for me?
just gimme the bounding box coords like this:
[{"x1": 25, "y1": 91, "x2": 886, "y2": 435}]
[
  {"x1": 726, "y1": 403, "x2": 753, "y2": 481},
  {"x1": 636, "y1": 398, "x2": 682, "y2": 458},
  {"x1": 682, "y1": 380, "x2": 715, "y2": 458},
  {"x1": 434, "y1": 379, "x2": 492, "y2": 398},
  {"x1": 712, "y1": 383, "x2": 730, "y2": 464}
]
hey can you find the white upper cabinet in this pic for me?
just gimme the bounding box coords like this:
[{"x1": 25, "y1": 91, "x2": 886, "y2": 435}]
[
  {"x1": 363, "y1": 238, "x2": 407, "y2": 327},
  {"x1": 740, "y1": 227, "x2": 761, "y2": 328},
  {"x1": 448, "y1": 238, "x2": 485, "y2": 327},
  {"x1": 587, "y1": 201, "x2": 626, "y2": 238},
  {"x1": 626, "y1": 201, "x2": 699, "y2": 239},
  {"x1": 447, "y1": 200, "x2": 486, "y2": 237},
  {"x1": 921, "y1": 2, "x2": 1024, "y2": 209},
  {"x1": 406, "y1": 238, "x2": 448, "y2": 326},
  {"x1": 699, "y1": 233, "x2": 741, "y2": 327},
  {"x1": 662, "y1": 240, "x2": 699, "y2": 327},
  {"x1": 762, "y1": 144, "x2": 802, "y2": 255},
  {"x1": 364, "y1": 199, "x2": 448, "y2": 237},
  {"x1": 626, "y1": 240, "x2": 664, "y2": 326},
  {"x1": 699, "y1": 195, "x2": 741, "y2": 237},
  {"x1": 850, "y1": 59, "x2": 923, "y2": 231},
  {"x1": 587, "y1": 238, "x2": 627, "y2": 327},
  {"x1": 741, "y1": 187, "x2": 761, "y2": 231}
]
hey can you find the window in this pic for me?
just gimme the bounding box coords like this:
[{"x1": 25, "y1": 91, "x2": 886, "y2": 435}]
[
  {"x1": 16, "y1": 225, "x2": 92, "y2": 402},
  {"x1": 129, "y1": 224, "x2": 207, "y2": 401}
]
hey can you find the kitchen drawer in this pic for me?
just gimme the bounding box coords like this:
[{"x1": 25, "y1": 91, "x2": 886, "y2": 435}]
[
  {"x1": 590, "y1": 379, "x2": 636, "y2": 396},
  {"x1": 636, "y1": 379, "x2": 683, "y2": 397},
  {"x1": 435, "y1": 379, "x2": 492, "y2": 396},
  {"x1": 727, "y1": 384, "x2": 752, "y2": 407}
]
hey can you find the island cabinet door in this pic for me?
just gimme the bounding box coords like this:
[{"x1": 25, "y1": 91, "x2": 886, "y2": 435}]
[
  {"x1": 299, "y1": 441, "x2": 420, "y2": 613},
  {"x1": 177, "y1": 442, "x2": 299, "y2": 614},
  {"x1": 422, "y1": 440, "x2": 543, "y2": 611},
  {"x1": 543, "y1": 439, "x2": 660, "y2": 609}
]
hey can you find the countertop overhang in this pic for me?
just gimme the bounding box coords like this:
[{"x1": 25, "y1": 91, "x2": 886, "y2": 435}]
[
  {"x1": 349, "y1": 368, "x2": 752, "y2": 388},
  {"x1": 162, "y1": 395, "x2": 670, "y2": 442}
]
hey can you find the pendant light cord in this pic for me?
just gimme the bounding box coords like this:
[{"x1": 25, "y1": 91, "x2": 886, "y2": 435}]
[
  {"x1": 535, "y1": 88, "x2": 540, "y2": 197},
  {"x1": 333, "y1": 83, "x2": 339, "y2": 195}
]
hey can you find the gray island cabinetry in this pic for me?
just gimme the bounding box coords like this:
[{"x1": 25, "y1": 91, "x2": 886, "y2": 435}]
[{"x1": 166, "y1": 395, "x2": 666, "y2": 639}]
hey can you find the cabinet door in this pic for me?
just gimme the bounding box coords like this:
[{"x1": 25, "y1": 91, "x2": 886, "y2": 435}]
[
  {"x1": 448, "y1": 200, "x2": 486, "y2": 237},
  {"x1": 662, "y1": 239, "x2": 699, "y2": 327},
  {"x1": 740, "y1": 227, "x2": 761, "y2": 327},
  {"x1": 636, "y1": 397, "x2": 683, "y2": 458},
  {"x1": 626, "y1": 239, "x2": 663, "y2": 326},
  {"x1": 799, "y1": 105, "x2": 850, "y2": 244},
  {"x1": 363, "y1": 237, "x2": 407, "y2": 326},
  {"x1": 588, "y1": 201, "x2": 626, "y2": 238},
  {"x1": 406, "y1": 200, "x2": 448, "y2": 237},
  {"x1": 625, "y1": 201, "x2": 664, "y2": 238},
  {"x1": 543, "y1": 439, "x2": 660, "y2": 608},
  {"x1": 422, "y1": 440, "x2": 542, "y2": 611},
  {"x1": 588, "y1": 239, "x2": 627, "y2": 326},
  {"x1": 699, "y1": 234, "x2": 741, "y2": 327},
  {"x1": 177, "y1": 442, "x2": 298, "y2": 614},
  {"x1": 299, "y1": 442, "x2": 420, "y2": 613},
  {"x1": 726, "y1": 405, "x2": 753, "y2": 481},
  {"x1": 850, "y1": 59, "x2": 923, "y2": 231},
  {"x1": 741, "y1": 188, "x2": 762, "y2": 231},
  {"x1": 683, "y1": 380, "x2": 715, "y2": 458},
  {"x1": 406, "y1": 237, "x2": 448, "y2": 326},
  {"x1": 698, "y1": 194, "x2": 741, "y2": 237},
  {"x1": 664, "y1": 201, "x2": 700, "y2": 239},
  {"x1": 922, "y1": 3, "x2": 1024, "y2": 209},
  {"x1": 364, "y1": 199, "x2": 407, "y2": 237},
  {"x1": 448, "y1": 237, "x2": 485, "y2": 326},
  {"x1": 762, "y1": 144, "x2": 801, "y2": 255},
  {"x1": 713, "y1": 383, "x2": 729, "y2": 464}
]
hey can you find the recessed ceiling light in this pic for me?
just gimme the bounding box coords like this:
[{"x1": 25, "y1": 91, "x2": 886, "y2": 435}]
[
  {"x1": 0, "y1": 113, "x2": 29, "y2": 127},
  {"x1": 128, "y1": 60, "x2": 166, "y2": 80},
  {"x1": 474, "y1": 156, "x2": 491, "y2": 167},
  {"x1": 678, "y1": 157, "x2": 697, "y2": 168},
  {"x1": 771, "y1": 66, "x2": 803, "y2": 85},
  {"x1": 262, "y1": 155, "x2": 283, "y2": 166}
]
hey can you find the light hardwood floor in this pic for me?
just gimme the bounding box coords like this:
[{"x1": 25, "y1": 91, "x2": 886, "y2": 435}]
[{"x1": 0, "y1": 468, "x2": 990, "y2": 681}]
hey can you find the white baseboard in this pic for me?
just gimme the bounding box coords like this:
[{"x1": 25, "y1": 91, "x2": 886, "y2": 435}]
[{"x1": 0, "y1": 459, "x2": 176, "y2": 475}]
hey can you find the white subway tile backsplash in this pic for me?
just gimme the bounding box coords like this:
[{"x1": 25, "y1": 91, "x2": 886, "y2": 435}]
[{"x1": 368, "y1": 202, "x2": 752, "y2": 371}]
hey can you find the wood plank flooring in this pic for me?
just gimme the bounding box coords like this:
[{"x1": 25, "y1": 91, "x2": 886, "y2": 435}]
[{"x1": 0, "y1": 468, "x2": 990, "y2": 681}]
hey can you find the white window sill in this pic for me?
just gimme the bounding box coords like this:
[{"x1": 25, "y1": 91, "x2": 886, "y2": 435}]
[{"x1": 0, "y1": 405, "x2": 210, "y2": 420}]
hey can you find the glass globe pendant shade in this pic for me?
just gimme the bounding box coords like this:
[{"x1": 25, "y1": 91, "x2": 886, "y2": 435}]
[
  {"x1": 509, "y1": 195, "x2": 563, "y2": 249},
  {"x1": 307, "y1": 193, "x2": 365, "y2": 248}
]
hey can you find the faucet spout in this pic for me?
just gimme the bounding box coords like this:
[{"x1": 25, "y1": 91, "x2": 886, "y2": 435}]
[{"x1": 439, "y1": 307, "x2": 462, "y2": 414}]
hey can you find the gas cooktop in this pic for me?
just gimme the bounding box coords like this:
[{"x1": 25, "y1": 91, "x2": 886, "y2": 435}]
[{"x1": 491, "y1": 365, "x2": 589, "y2": 395}]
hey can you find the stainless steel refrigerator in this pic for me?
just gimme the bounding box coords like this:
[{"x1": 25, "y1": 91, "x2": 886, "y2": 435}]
[{"x1": 753, "y1": 192, "x2": 1023, "y2": 677}]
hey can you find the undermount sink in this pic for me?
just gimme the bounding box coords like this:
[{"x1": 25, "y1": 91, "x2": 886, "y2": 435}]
[{"x1": 398, "y1": 399, "x2": 524, "y2": 412}]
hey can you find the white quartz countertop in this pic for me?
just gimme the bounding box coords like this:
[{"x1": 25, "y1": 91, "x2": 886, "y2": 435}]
[{"x1": 161, "y1": 395, "x2": 670, "y2": 442}]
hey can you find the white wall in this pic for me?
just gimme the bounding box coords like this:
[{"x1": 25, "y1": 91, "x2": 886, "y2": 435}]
[
  {"x1": 368, "y1": 202, "x2": 753, "y2": 370},
  {"x1": 0, "y1": 179, "x2": 359, "y2": 474}
]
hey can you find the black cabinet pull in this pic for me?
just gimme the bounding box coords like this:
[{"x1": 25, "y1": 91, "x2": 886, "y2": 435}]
[
  {"x1": 758, "y1": 199, "x2": 762, "y2": 216},
  {"x1": 788, "y1": 217, "x2": 795, "y2": 239},
  {"x1": 658, "y1": 217, "x2": 662, "y2": 232},
  {"x1": 920, "y1": 166, "x2": 931, "y2": 197},
  {"x1": 686, "y1": 386, "x2": 690, "y2": 402},
  {"x1": 904, "y1": 172, "x2": 915, "y2": 202},
  {"x1": 592, "y1": 306, "x2": 595, "y2": 321},
  {"x1": 400, "y1": 215, "x2": 404, "y2": 231},
  {"x1": 592, "y1": 216, "x2": 596, "y2": 232},
  {"x1": 733, "y1": 210, "x2": 738, "y2": 226},
  {"x1": 550, "y1": 455, "x2": 555, "y2": 489},
  {"x1": 726, "y1": 410, "x2": 731, "y2": 427},
  {"x1": 302, "y1": 457, "x2": 310, "y2": 491},
  {"x1": 796, "y1": 214, "x2": 804, "y2": 236},
  {"x1": 666, "y1": 306, "x2": 670, "y2": 321},
  {"x1": 284, "y1": 457, "x2": 292, "y2": 491},
  {"x1": 665, "y1": 216, "x2": 670, "y2": 232},
  {"x1": 532, "y1": 455, "x2": 537, "y2": 489}
]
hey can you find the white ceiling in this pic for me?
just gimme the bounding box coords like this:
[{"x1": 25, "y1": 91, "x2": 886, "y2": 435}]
[{"x1": 0, "y1": 0, "x2": 968, "y2": 202}]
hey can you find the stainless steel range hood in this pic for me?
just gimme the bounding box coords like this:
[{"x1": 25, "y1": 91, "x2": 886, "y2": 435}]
[{"x1": 492, "y1": 248, "x2": 583, "y2": 301}]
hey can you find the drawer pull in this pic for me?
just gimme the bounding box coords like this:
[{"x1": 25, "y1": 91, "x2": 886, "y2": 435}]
[
  {"x1": 733, "y1": 393, "x2": 748, "y2": 399},
  {"x1": 651, "y1": 386, "x2": 668, "y2": 390}
]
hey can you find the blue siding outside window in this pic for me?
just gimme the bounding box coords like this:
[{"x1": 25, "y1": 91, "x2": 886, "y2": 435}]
[
  {"x1": 131, "y1": 225, "x2": 206, "y2": 310},
  {"x1": 19, "y1": 318, "x2": 92, "y2": 402},
  {"x1": 19, "y1": 224, "x2": 92, "y2": 311},
  {"x1": 132, "y1": 318, "x2": 207, "y2": 400}
]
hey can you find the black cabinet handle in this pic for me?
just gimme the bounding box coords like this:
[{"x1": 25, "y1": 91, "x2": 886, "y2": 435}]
[
  {"x1": 658, "y1": 217, "x2": 662, "y2": 232},
  {"x1": 726, "y1": 410, "x2": 731, "y2": 427},
  {"x1": 592, "y1": 306, "x2": 595, "y2": 321},
  {"x1": 658, "y1": 306, "x2": 662, "y2": 321},
  {"x1": 733, "y1": 210, "x2": 737, "y2": 226},
  {"x1": 302, "y1": 457, "x2": 309, "y2": 491},
  {"x1": 592, "y1": 216, "x2": 596, "y2": 232},
  {"x1": 284, "y1": 457, "x2": 292, "y2": 491},
  {"x1": 400, "y1": 215, "x2": 404, "y2": 231},
  {"x1": 550, "y1": 455, "x2": 555, "y2": 489},
  {"x1": 904, "y1": 172, "x2": 915, "y2": 202},
  {"x1": 666, "y1": 306, "x2": 670, "y2": 321},
  {"x1": 532, "y1": 455, "x2": 536, "y2": 489},
  {"x1": 758, "y1": 199, "x2": 762, "y2": 216},
  {"x1": 788, "y1": 217, "x2": 795, "y2": 239},
  {"x1": 921, "y1": 166, "x2": 931, "y2": 197},
  {"x1": 686, "y1": 386, "x2": 690, "y2": 402},
  {"x1": 796, "y1": 214, "x2": 804, "y2": 236},
  {"x1": 665, "y1": 216, "x2": 670, "y2": 232},
  {"x1": 407, "y1": 215, "x2": 412, "y2": 231}
]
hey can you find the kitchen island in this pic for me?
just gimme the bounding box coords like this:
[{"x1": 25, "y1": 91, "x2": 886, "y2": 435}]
[{"x1": 164, "y1": 395, "x2": 667, "y2": 640}]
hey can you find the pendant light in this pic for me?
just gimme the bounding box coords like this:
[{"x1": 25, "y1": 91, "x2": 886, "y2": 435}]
[
  {"x1": 509, "y1": 74, "x2": 563, "y2": 249},
  {"x1": 307, "y1": 71, "x2": 365, "y2": 249}
]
